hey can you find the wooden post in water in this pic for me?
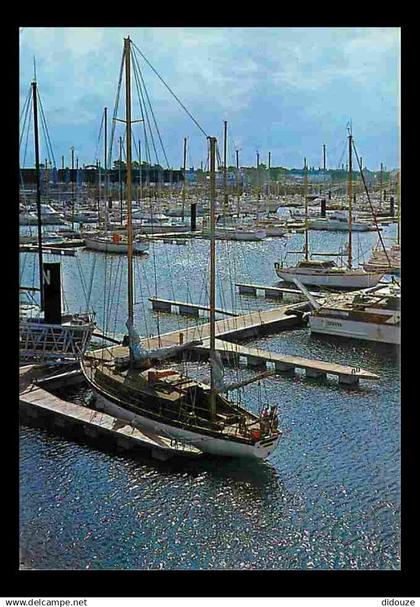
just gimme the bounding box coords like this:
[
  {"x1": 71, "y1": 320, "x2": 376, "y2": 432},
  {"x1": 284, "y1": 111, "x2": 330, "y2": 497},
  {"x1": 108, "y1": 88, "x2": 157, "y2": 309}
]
[
  {"x1": 31, "y1": 79, "x2": 44, "y2": 310},
  {"x1": 209, "y1": 136, "x2": 217, "y2": 419}
]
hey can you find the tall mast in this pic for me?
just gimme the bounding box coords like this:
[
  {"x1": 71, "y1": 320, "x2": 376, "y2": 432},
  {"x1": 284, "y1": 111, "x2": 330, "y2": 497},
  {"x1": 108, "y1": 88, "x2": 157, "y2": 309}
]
[
  {"x1": 304, "y1": 157, "x2": 309, "y2": 261},
  {"x1": 268, "y1": 151, "x2": 271, "y2": 198},
  {"x1": 125, "y1": 36, "x2": 134, "y2": 347},
  {"x1": 379, "y1": 162, "x2": 383, "y2": 208},
  {"x1": 256, "y1": 151, "x2": 260, "y2": 201},
  {"x1": 209, "y1": 136, "x2": 217, "y2": 419},
  {"x1": 119, "y1": 136, "x2": 123, "y2": 226},
  {"x1": 223, "y1": 120, "x2": 228, "y2": 220},
  {"x1": 104, "y1": 107, "x2": 108, "y2": 202},
  {"x1": 31, "y1": 79, "x2": 44, "y2": 310},
  {"x1": 182, "y1": 137, "x2": 187, "y2": 221},
  {"x1": 139, "y1": 139, "x2": 142, "y2": 202},
  {"x1": 348, "y1": 131, "x2": 353, "y2": 269},
  {"x1": 71, "y1": 146, "x2": 75, "y2": 230},
  {"x1": 236, "y1": 149, "x2": 240, "y2": 216}
]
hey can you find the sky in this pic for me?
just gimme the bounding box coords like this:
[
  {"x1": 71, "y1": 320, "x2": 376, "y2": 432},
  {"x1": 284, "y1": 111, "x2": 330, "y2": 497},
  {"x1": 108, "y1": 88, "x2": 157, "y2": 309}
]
[{"x1": 19, "y1": 27, "x2": 400, "y2": 171}]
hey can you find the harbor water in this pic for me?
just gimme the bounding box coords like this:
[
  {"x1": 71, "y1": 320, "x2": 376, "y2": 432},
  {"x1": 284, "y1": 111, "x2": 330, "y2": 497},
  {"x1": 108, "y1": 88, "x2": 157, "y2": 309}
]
[{"x1": 19, "y1": 223, "x2": 400, "y2": 570}]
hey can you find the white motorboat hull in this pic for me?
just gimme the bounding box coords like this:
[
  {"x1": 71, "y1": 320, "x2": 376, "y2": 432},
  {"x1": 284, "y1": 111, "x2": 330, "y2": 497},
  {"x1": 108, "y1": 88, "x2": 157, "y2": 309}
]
[
  {"x1": 309, "y1": 315, "x2": 400, "y2": 344},
  {"x1": 92, "y1": 393, "x2": 280, "y2": 459},
  {"x1": 261, "y1": 226, "x2": 287, "y2": 237},
  {"x1": 203, "y1": 228, "x2": 266, "y2": 241},
  {"x1": 84, "y1": 237, "x2": 149, "y2": 254},
  {"x1": 308, "y1": 219, "x2": 376, "y2": 232},
  {"x1": 230, "y1": 229, "x2": 267, "y2": 241},
  {"x1": 275, "y1": 267, "x2": 384, "y2": 289}
]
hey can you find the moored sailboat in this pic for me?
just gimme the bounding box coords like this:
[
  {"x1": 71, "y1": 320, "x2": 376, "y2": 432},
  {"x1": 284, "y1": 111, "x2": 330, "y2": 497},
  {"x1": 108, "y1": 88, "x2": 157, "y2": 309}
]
[
  {"x1": 274, "y1": 134, "x2": 384, "y2": 290},
  {"x1": 81, "y1": 37, "x2": 281, "y2": 458},
  {"x1": 19, "y1": 77, "x2": 95, "y2": 365}
]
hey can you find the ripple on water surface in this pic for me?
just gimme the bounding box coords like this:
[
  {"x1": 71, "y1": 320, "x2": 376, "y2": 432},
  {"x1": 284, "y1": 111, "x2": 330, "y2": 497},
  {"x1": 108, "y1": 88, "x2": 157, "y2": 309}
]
[{"x1": 20, "y1": 225, "x2": 400, "y2": 570}]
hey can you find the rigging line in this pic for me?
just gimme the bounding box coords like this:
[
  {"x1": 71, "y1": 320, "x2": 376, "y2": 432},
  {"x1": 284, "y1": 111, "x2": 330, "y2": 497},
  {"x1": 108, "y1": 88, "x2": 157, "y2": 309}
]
[
  {"x1": 132, "y1": 50, "x2": 170, "y2": 170},
  {"x1": 76, "y1": 256, "x2": 89, "y2": 310},
  {"x1": 37, "y1": 89, "x2": 57, "y2": 167},
  {"x1": 111, "y1": 256, "x2": 124, "y2": 338},
  {"x1": 107, "y1": 255, "x2": 121, "y2": 338},
  {"x1": 86, "y1": 254, "x2": 97, "y2": 313},
  {"x1": 19, "y1": 88, "x2": 32, "y2": 152},
  {"x1": 132, "y1": 59, "x2": 159, "y2": 166},
  {"x1": 133, "y1": 255, "x2": 149, "y2": 339},
  {"x1": 108, "y1": 46, "x2": 126, "y2": 170},
  {"x1": 21, "y1": 105, "x2": 32, "y2": 174},
  {"x1": 94, "y1": 110, "x2": 105, "y2": 166},
  {"x1": 131, "y1": 65, "x2": 151, "y2": 165},
  {"x1": 19, "y1": 85, "x2": 32, "y2": 125},
  {"x1": 352, "y1": 139, "x2": 391, "y2": 265},
  {"x1": 131, "y1": 41, "x2": 208, "y2": 139}
]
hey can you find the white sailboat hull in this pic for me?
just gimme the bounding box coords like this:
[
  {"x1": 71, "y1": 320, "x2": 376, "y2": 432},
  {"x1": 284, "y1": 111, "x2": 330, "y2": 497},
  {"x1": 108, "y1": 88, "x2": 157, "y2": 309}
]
[
  {"x1": 84, "y1": 237, "x2": 149, "y2": 254},
  {"x1": 275, "y1": 267, "x2": 384, "y2": 289},
  {"x1": 309, "y1": 315, "x2": 400, "y2": 344},
  {"x1": 92, "y1": 393, "x2": 280, "y2": 459}
]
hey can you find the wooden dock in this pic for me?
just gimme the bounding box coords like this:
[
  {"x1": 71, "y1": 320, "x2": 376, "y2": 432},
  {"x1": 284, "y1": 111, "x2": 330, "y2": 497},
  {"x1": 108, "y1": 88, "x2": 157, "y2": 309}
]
[
  {"x1": 19, "y1": 245, "x2": 77, "y2": 256},
  {"x1": 149, "y1": 296, "x2": 239, "y2": 318},
  {"x1": 236, "y1": 283, "x2": 322, "y2": 299},
  {"x1": 88, "y1": 302, "x2": 308, "y2": 364},
  {"x1": 87, "y1": 302, "x2": 379, "y2": 387},
  {"x1": 190, "y1": 339, "x2": 378, "y2": 386},
  {"x1": 19, "y1": 366, "x2": 202, "y2": 460}
]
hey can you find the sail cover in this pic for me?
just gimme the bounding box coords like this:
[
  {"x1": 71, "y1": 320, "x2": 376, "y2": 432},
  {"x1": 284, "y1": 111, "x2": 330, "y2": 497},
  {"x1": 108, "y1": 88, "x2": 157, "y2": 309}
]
[
  {"x1": 211, "y1": 350, "x2": 226, "y2": 392},
  {"x1": 126, "y1": 319, "x2": 202, "y2": 361}
]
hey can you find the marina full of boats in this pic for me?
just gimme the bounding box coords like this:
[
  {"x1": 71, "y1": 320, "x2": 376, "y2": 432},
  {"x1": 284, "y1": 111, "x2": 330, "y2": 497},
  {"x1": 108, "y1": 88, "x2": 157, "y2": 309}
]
[{"x1": 19, "y1": 34, "x2": 400, "y2": 467}]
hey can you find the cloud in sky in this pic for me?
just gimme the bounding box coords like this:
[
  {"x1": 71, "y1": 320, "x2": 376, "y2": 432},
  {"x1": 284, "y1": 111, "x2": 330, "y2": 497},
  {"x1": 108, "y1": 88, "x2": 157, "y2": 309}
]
[{"x1": 19, "y1": 27, "x2": 400, "y2": 169}]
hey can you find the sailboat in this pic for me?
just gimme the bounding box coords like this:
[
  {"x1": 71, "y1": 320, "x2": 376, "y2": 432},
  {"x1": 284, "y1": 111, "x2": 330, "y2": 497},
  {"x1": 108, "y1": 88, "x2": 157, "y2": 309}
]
[
  {"x1": 19, "y1": 77, "x2": 95, "y2": 365},
  {"x1": 363, "y1": 172, "x2": 401, "y2": 275},
  {"x1": 274, "y1": 134, "x2": 384, "y2": 289},
  {"x1": 81, "y1": 37, "x2": 281, "y2": 458},
  {"x1": 83, "y1": 108, "x2": 149, "y2": 255}
]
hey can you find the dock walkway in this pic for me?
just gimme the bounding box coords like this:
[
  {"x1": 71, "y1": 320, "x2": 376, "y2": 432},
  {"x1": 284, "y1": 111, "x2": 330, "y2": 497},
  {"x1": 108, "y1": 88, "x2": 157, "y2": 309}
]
[
  {"x1": 236, "y1": 283, "x2": 321, "y2": 299},
  {"x1": 192, "y1": 339, "x2": 378, "y2": 385},
  {"x1": 149, "y1": 296, "x2": 239, "y2": 318},
  {"x1": 19, "y1": 366, "x2": 202, "y2": 460},
  {"x1": 88, "y1": 303, "x2": 307, "y2": 364}
]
